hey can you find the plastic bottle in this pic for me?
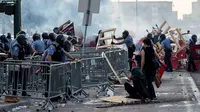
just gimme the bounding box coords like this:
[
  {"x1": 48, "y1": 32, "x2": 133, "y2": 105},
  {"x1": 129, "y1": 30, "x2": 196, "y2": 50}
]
[
  {"x1": 61, "y1": 104, "x2": 65, "y2": 108},
  {"x1": 107, "y1": 89, "x2": 114, "y2": 97}
]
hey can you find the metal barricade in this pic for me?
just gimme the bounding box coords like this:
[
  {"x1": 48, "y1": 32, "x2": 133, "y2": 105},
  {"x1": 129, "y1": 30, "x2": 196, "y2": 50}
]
[
  {"x1": 105, "y1": 50, "x2": 129, "y2": 74},
  {"x1": 6, "y1": 55, "x2": 42, "y2": 61},
  {"x1": 56, "y1": 61, "x2": 86, "y2": 101},
  {"x1": 81, "y1": 57, "x2": 110, "y2": 88},
  {"x1": 0, "y1": 60, "x2": 69, "y2": 110},
  {"x1": 71, "y1": 48, "x2": 121, "y2": 58}
]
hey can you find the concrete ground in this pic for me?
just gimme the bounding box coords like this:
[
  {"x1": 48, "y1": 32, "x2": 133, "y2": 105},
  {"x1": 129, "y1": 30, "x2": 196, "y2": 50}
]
[{"x1": 3, "y1": 71, "x2": 200, "y2": 112}]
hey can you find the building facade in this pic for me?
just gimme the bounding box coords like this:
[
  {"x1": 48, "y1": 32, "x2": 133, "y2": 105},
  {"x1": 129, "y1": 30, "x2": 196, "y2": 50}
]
[{"x1": 111, "y1": 1, "x2": 178, "y2": 31}]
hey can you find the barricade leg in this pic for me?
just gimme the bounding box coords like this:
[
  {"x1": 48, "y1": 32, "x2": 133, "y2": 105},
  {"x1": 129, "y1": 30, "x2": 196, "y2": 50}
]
[{"x1": 21, "y1": 68, "x2": 28, "y2": 96}]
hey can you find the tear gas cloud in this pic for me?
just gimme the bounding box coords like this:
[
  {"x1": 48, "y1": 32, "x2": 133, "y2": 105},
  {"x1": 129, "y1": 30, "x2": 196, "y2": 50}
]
[
  {"x1": 20, "y1": 0, "x2": 154, "y2": 41},
  {"x1": 0, "y1": 0, "x2": 172, "y2": 42}
]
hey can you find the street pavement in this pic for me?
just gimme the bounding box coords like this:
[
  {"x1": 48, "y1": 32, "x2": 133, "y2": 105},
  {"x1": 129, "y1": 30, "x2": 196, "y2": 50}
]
[{"x1": 3, "y1": 71, "x2": 200, "y2": 112}]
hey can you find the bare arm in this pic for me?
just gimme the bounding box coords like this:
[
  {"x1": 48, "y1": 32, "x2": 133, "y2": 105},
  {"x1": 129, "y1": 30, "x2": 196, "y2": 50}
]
[
  {"x1": 64, "y1": 51, "x2": 75, "y2": 60},
  {"x1": 141, "y1": 50, "x2": 145, "y2": 71},
  {"x1": 114, "y1": 41, "x2": 124, "y2": 45},
  {"x1": 153, "y1": 47, "x2": 160, "y2": 59},
  {"x1": 47, "y1": 55, "x2": 52, "y2": 61},
  {"x1": 114, "y1": 37, "x2": 124, "y2": 40}
]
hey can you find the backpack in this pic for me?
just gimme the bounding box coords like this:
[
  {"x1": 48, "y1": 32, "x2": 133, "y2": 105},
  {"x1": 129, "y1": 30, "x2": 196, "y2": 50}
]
[
  {"x1": 51, "y1": 43, "x2": 63, "y2": 62},
  {"x1": 12, "y1": 44, "x2": 25, "y2": 60}
]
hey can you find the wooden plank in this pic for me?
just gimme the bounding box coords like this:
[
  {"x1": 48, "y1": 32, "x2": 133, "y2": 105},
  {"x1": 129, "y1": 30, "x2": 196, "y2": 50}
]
[
  {"x1": 176, "y1": 29, "x2": 186, "y2": 45},
  {"x1": 159, "y1": 21, "x2": 167, "y2": 31},
  {"x1": 100, "y1": 96, "x2": 140, "y2": 103},
  {"x1": 170, "y1": 28, "x2": 177, "y2": 31},
  {"x1": 97, "y1": 45, "x2": 112, "y2": 49},
  {"x1": 164, "y1": 26, "x2": 171, "y2": 34},
  {"x1": 169, "y1": 32, "x2": 181, "y2": 49},
  {"x1": 101, "y1": 28, "x2": 116, "y2": 33},
  {"x1": 102, "y1": 52, "x2": 122, "y2": 84},
  {"x1": 59, "y1": 20, "x2": 71, "y2": 30},
  {"x1": 99, "y1": 36, "x2": 113, "y2": 41}
]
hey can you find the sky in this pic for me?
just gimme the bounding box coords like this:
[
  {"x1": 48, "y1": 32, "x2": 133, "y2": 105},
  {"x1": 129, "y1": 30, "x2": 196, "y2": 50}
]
[{"x1": 111, "y1": 0, "x2": 197, "y2": 19}]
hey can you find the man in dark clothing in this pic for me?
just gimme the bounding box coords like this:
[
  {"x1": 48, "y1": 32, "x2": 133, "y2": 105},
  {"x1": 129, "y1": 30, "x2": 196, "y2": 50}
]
[
  {"x1": 147, "y1": 33, "x2": 154, "y2": 45},
  {"x1": 0, "y1": 35, "x2": 10, "y2": 60},
  {"x1": 159, "y1": 34, "x2": 174, "y2": 72},
  {"x1": 0, "y1": 35, "x2": 10, "y2": 52},
  {"x1": 112, "y1": 30, "x2": 135, "y2": 71},
  {"x1": 152, "y1": 29, "x2": 162, "y2": 44},
  {"x1": 7, "y1": 33, "x2": 12, "y2": 50},
  {"x1": 187, "y1": 35, "x2": 197, "y2": 72}
]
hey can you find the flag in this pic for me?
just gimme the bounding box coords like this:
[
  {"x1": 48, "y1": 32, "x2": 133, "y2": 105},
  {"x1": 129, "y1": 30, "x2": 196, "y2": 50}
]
[{"x1": 60, "y1": 22, "x2": 75, "y2": 35}]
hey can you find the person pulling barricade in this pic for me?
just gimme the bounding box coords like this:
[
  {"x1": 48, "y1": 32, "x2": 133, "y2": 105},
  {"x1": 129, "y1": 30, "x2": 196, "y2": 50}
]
[
  {"x1": 44, "y1": 34, "x2": 75, "y2": 101},
  {"x1": 31, "y1": 33, "x2": 45, "y2": 56},
  {"x1": 176, "y1": 35, "x2": 198, "y2": 72},
  {"x1": 10, "y1": 34, "x2": 30, "y2": 97},
  {"x1": 159, "y1": 34, "x2": 174, "y2": 72},
  {"x1": 63, "y1": 40, "x2": 76, "y2": 62},
  {"x1": 111, "y1": 30, "x2": 136, "y2": 71},
  {"x1": 186, "y1": 35, "x2": 198, "y2": 72}
]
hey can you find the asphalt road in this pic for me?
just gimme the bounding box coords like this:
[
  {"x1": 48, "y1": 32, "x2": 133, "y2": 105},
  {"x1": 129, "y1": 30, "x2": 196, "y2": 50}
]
[{"x1": 9, "y1": 71, "x2": 200, "y2": 112}]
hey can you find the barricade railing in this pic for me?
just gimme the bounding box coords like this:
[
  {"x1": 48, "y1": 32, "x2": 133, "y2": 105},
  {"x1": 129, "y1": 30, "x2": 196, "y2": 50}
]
[
  {"x1": 81, "y1": 57, "x2": 109, "y2": 87},
  {"x1": 0, "y1": 60, "x2": 69, "y2": 110},
  {"x1": 6, "y1": 55, "x2": 42, "y2": 61},
  {"x1": 104, "y1": 50, "x2": 129, "y2": 75},
  {"x1": 1, "y1": 49, "x2": 129, "y2": 106},
  {"x1": 80, "y1": 57, "x2": 114, "y2": 96},
  {"x1": 71, "y1": 48, "x2": 121, "y2": 58}
]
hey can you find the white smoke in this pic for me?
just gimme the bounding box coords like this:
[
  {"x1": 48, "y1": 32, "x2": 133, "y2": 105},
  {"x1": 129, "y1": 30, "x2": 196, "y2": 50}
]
[{"x1": 20, "y1": 0, "x2": 151, "y2": 42}]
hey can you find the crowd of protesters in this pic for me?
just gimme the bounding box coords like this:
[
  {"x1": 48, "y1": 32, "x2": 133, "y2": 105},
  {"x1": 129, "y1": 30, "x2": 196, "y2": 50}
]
[
  {"x1": 0, "y1": 27, "x2": 199, "y2": 102},
  {"x1": 122, "y1": 29, "x2": 199, "y2": 101}
]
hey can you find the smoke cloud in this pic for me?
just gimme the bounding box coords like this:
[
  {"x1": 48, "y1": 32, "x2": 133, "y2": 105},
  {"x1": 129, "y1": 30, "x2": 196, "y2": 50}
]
[{"x1": 2, "y1": 0, "x2": 172, "y2": 42}]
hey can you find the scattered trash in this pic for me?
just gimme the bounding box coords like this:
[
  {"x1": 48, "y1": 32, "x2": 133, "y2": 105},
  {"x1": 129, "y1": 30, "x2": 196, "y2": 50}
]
[
  {"x1": 86, "y1": 75, "x2": 90, "y2": 80},
  {"x1": 192, "y1": 98, "x2": 195, "y2": 101},
  {"x1": 106, "y1": 89, "x2": 114, "y2": 97},
  {"x1": 61, "y1": 104, "x2": 65, "y2": 107},
  {"x1": 56, "y1": 103, "x2": 66, "y2": 108},
  {"x1": 47, "y1": 105, "x2": 53, "y2": 111},
  {"x1": 12, "y1": 105, "x2": 28, "y2": 111},
  {"x1": 34, "y1": 102, "x2": 39, "y2": 107}
]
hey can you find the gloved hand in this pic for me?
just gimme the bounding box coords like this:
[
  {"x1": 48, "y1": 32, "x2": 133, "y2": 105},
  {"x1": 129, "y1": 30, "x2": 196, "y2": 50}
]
[
  {"x1": 112, "y1": 35, "x2": 116, "y2": 39},
  {"x1": 111, "y1": 41, "x2": 115, "y2": 45}
]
